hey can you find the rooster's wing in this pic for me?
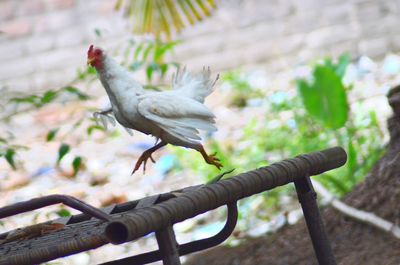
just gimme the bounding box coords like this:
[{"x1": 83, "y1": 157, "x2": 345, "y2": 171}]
[{"x1": 137, "y1": 92, "x2": 217, "y2": 144}]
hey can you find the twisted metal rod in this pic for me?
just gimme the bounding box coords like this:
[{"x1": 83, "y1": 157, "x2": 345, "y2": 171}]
[
  {"x1": 0, "y1": 194, "x2": 112, "y2": 222},
  {"x1": 105, "y1": 147, "x2": 347, "y2": 244}
]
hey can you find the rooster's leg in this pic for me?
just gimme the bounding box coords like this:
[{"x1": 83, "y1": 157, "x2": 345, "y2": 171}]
[
  {"x1": 93, "y1": 108, "x2": 112, "y2": 118},
  {"x1": 132, "y1": 141, "x2": 167, "y2": 174},
  {"x1": 98, "y1": 108, "x2": 112, "y2": 115},
  {"x1": 196, "y1": 145, "x2": 223, "y2": 170}
]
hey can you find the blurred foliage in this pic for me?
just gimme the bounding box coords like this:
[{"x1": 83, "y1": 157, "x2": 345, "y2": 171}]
[
  {"x1": 55, "y1": 208, "x2": 72, "y2": 218},
  {"x1": 71, "y1": 156, "x2": 82, "y2": 177},
  {"x1": 3, "y1": 148, "x2": 16, "y2": 170},
  {"x1": 115, "y1": 0, "x2": 217, "y2": 40},
  {"x1": 297, "y1": 65, "x2": 348, "y2": 129},
  {"x1": 1, "y1": 86, "x2": 89, "y2": 173},
  {"x1": 0, "y1": 137, "x2": 28, "y2": 170},
  {"x1": 122, "y1": 39, "x2": 181, "y2": 83},
  {"x1": 172, "y1": 54, "x2": 385, "y2": 222},
  {"x1": 9, "y1": 86, "x2": 89, "y2": 109},
  {"x1": 56, "y1": 143, "x2": 70, "y2": 165},
  {"x1": 222, "y1": 71, "x2": 265, "y2": 108}
]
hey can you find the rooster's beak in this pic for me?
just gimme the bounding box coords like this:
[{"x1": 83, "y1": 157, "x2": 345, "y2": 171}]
[{"x1": 87, "y1": 58, "x2": 94, "y2": 66}]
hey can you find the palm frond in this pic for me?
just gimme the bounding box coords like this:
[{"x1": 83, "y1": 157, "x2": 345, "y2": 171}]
[{"x1": 115, "y1": 0, "x2": 217, "y2": 40}]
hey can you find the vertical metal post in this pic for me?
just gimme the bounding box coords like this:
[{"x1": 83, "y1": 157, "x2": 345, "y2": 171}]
[
  {"x1": 294, "y1": 176, "x2": 337, "y2": 265},
  {"x1": 155, "y1": 225, "x2": 181, "y2": 265}
]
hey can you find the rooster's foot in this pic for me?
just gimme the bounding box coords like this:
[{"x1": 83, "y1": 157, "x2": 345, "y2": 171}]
[
  {"x1": 131, "y1": 152, "x2": 156, "y2": 175},
  {"x1": 205, "y1": 152, "x2": 223, "y2": 170},
  {"x1": 131, "y1": 141, "x2": 167, "y2": 175},
  {"x1": 197, "y1": 146, "x2": 223, "y2": 170}
]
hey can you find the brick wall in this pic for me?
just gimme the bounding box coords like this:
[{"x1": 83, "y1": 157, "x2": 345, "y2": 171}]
[
  {"x1": 176, "y1": 0, "x2": 400, "y2": 71},
  {"x1": 1, "y1": 0, "x2": 400, "y2": 92},
  {"x1": 0, "y1": 0, "x2": 125, "y2": 92}
]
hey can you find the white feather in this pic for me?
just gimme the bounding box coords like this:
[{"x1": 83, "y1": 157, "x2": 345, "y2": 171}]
[
  {"x1": 137, "y1": 92, "x2": 217, "y2": 144},
  {"x1": 172, "y1": 66, "x2": 218, "y2": 103}
]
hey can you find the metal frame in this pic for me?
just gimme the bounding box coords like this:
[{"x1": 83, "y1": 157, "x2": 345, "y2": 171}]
[
  {"x1": 294, "y1": 176, "x2": 337, "y2": 265},
  {"x1": 0, "y1": 147, "x2": 346, "y2": 265},
  {"x1": 100, "y1": 203, "x2": 238, "y2": 265}
]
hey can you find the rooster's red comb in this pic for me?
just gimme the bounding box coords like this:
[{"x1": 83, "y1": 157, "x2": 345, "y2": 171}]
[{"x1": 88, "y1": 44, "x2": 94, "y2": 55}]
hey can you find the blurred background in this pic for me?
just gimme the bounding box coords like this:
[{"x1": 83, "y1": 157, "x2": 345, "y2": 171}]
[{"x1": 1, "y1": 0, "x2": 399, "y2": 264}]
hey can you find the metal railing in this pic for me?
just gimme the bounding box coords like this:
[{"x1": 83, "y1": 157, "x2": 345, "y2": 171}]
[{"x1": 0, "y1": 147, "x2": 347, "y2": 265}]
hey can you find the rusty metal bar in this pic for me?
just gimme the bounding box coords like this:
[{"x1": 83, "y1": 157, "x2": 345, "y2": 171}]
[
  {"x1": 0, "y1": 147, "x2": 346, "y2": 265},
  {"x1": 105, "y1": 147, "x2": 347, "y2": 244},
  {"x1": 294, "y1": 176, "x2": 337, "y2": 265},
  {"x1": 0, "y1": 194, "x2": 112, "y2": 222},
  {"x1": 155, "y1": 226, "x2": 181, "y2": 265},
  {"x1": 99, "y1": 203, "x2": 238, "y2": 265}
]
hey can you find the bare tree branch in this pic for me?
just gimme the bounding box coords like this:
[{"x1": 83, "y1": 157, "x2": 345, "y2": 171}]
[{"x1": 312, "y1": 180, "x2": 400, "y2": 239}]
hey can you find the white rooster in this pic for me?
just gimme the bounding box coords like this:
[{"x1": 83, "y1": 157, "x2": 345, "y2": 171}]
[{"x1": 87, "y1": 45, "x2": 222, "y2": 174}]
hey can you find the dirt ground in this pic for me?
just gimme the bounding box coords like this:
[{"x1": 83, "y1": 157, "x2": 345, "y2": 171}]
[{"x1": 185, "y1": 88, "x2": 400, "y2": 265}]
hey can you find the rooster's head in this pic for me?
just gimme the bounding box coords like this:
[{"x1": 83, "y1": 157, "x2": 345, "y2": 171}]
[{"x1": 87, "y1": 44, "x2": 104, "y2": 69}]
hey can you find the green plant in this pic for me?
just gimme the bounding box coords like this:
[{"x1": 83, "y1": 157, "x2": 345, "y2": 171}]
[
  {"x1": 0, "y1": 140, "x2": 27, "y2": 170},
  {"x1": 296, "y1": 54, "x2": 384, "y2": 194},
  {"x1": 122, "y1": 39, "x2": 181, "y2": 83},
  {"x1": 297, "y1": 54, "x2": 350, "y2": 129},
  {"x1": 171, "y1": 54, "x2": 385, "y2": 225}
]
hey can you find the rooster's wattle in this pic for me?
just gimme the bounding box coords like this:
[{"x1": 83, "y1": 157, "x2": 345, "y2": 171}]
[{"x1": 87, "y1": 45, "x2": 222, "y2": 174}]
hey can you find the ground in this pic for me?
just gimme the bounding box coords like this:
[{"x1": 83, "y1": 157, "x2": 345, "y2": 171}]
[{"x1": 185, "y1": 88, "x2": 400, "y2": 265}]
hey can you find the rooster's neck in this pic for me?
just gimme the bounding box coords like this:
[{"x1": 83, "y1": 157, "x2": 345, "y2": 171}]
[
  {"x1": 97, "y1": 56, "x2": 128, "y2": 81},
  {"x1": 97, "y1": 56, "x2": 144, "y2": 107}
]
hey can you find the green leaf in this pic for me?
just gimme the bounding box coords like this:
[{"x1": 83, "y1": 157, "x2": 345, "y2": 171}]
[
  {"x1": 72, "y1": 156, "x2": 82, "y2": 176},
  {"x1": 5, "y1": 149, "x2": 16, "y2": 170},
  {"x1": 56, "y1": 208, "x2": 71, "y2": 217},
  {"x1": 321, "y1": 174, "x2": 349, "y2": 194},
  {"x1": 160, "y1": 63, "x2": 168, "y2": 77},
  {"x1": 153, "y1": 41, "x2": 180, "y2": 63},
  {"x1": 146, "y1": 63, "x2": 160, "y2": 81},
  {"x1": 133, "y1": 42, "x2": 144, "y2": 60},
  {"x1": 57, "y1": 143, "x2": 70, "y2": 165},
  {"x1": 206, "y1": 168, "x2": 235, "y2": 184},
  {"x1": 368, "y1": 110, "x2": 379, "y2": 128},
  {"x1": 142, "y1": 42, "x2": 154, "y2": 61},
  {"x1": 323, "y1": 53, "x2": 350, "y2": 78},
  {"x1": 94, "y1": 28, "x2": 102, "y2": 38},
  {"x1": 41, "y1": 90, "x2": 58, "y2": 104},
  {"x1": 46, "y1": 129, "x2": 58, "y2": 142},
  {"x1": 87, "y1": 125, "x2": 105, "y2": 135},
  {"x1": 347, "y1": 140, "x2": 357, "y2": 176},
  {"x1": 10, "y1": 95, "x2": 41, "y2": 107},
  {"x1": 87, "y1": 66, "x2": 96, "y2": 75},
  {"x1": 146, "y1": 66, "x2": 154, "y2": 81},
  {"x1": 335, "y1": 53, "x2": 350, "y2": 78},
  {"x1": 64, "y1": 86, "x2": 90, "y2": 100},
  {"x1": 297, "y1": 66, "x2": 349, "y2": 129}
]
